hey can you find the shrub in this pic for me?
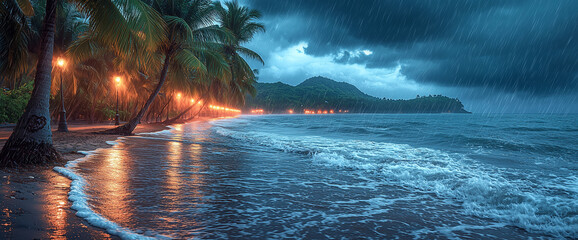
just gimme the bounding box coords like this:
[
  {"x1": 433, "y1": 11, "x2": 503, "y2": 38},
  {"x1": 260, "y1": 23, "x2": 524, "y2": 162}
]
[{"x1": 0, "y1": 82, "x2": 33, "y2": 123}]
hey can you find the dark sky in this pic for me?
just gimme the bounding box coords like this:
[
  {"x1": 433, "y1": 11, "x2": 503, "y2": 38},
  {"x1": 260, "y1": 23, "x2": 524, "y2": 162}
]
[{"x1": 237, "y1": 0, "x2": 578, "y2": 113}]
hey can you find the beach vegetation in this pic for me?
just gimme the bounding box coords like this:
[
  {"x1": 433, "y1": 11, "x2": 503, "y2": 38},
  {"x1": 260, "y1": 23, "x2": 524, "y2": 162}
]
[
  {"x1": 0, "y1": 81, "x2": 32, "y2": 123},
  {"x1": 0, "y1": 0, "x2": 264, "y2": 167},
  {"x1": 0, "y1": 0, "x2": 166, "y2": 167}
]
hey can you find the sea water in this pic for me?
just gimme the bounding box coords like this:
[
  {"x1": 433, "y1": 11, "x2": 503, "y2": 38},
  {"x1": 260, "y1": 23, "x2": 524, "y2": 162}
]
[{"x1": 61, "y1": 114, "x2": 577, "y2": 239}]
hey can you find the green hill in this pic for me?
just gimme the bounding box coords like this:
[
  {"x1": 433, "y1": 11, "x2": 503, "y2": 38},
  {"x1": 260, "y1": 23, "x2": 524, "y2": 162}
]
[{"x1": 244, "y1": 76, "x2": 470, "y2": 113}]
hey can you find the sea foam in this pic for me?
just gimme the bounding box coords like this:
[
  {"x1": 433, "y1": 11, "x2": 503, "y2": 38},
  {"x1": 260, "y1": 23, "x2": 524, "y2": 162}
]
[{"x1": 212, "y1": 125, "x2": 578, "y2": 238}]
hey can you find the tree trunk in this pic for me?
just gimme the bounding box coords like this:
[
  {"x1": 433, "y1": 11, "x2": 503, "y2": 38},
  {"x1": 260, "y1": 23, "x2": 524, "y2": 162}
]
[
  {"x1": 165, "y1": 91, "x2": 210, "y2": 124},
  {"x1": 0, "y1": 0, "x2": 61, "y2": 168},
  {"x1": 164, "y1": 100, "x2": 202, "y2": 124},
  {"x1": 99, "y1": 52, "x2": 173, "y2": 135},
  {"x1": 184, "y1": 100, "x2": 209, "y2": 121},
  {"x1": 157, "y1": 96, "x2": 172, "y2": 121}
]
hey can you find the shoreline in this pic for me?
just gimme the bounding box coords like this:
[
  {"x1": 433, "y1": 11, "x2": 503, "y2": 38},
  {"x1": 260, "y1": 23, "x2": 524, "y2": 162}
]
[{"x1": 0, "y1": 122, "x2": 171, "y2": 239}]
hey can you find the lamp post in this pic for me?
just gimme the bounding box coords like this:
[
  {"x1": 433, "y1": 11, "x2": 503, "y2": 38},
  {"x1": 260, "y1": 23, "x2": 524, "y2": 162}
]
[
  {"x1": 114, "y1": 76, "x2": 121, "y2": 125},
  {"x1": 56, "y1": 58, "x2": 68, "y2": 132}
]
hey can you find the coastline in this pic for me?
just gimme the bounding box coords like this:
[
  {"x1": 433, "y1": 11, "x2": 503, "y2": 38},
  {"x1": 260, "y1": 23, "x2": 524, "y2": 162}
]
[{"x1": 0, "y1": 122, "x2": 170, "y2": 239}]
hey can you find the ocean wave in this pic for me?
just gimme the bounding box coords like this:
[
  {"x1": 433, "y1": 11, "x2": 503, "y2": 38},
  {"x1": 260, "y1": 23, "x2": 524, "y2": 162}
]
[
  {"x1": 335, "y1": 126, "x2": 372, "y2": 134},
  {"x1": 432, "y1": 133, "x2": 575, "y2": 156},
  {"x1": 213, "y1": 126, "x2": 578, "y2": 238}
]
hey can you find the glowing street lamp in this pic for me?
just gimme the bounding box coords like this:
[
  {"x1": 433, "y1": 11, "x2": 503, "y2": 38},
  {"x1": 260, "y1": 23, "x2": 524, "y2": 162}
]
[
  {"x1": 114, "y1": 76, "x2": 121, "y2": 125},
  {"x1": 56, "y1": 58, "x2": 68, "y2": 132}
]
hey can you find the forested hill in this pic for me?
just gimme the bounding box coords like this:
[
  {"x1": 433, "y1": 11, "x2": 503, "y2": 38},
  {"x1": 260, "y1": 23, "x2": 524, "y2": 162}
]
[{"x1": 244, "y1": 76, "x2": 470, "y2": 113}]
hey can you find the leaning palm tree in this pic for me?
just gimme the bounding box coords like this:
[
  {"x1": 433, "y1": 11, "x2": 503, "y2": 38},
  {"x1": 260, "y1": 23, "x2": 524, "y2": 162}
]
[
  {"x1": 0, "y1": 0, "x2": 165, "y2": 167},
  {"x1": 215, "y1": 0, "x2": 265, "y2": 103},
  {"x1": 102, "y1": 0, "x2": 230, "y2": 135},
  {"x1": 168, "y1": 0, "x2": 266, "y2": 123}
]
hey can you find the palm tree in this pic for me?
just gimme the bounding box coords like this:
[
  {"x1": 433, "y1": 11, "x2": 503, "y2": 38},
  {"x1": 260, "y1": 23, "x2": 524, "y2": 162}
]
[
  {"x1": 102, "y1": 0, "x2": 230, "y2": 135},
  {"x1": 165, "y1": 1, "x2": 265, "y2": 124},
  {"x1": 0, "y1": 0, "x2": 34, "y2": 89},
  {"x1": 215, "y1": 0, "x2": 265, "y2": 104},
  {"x1": 0, "y1": 0, "x2": 165, "y2": 167}
]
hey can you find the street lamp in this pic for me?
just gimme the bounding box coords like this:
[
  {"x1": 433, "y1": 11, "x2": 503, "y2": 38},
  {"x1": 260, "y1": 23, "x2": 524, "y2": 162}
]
[
  {"x1": 56, "y1": 58, "x2": 68, "y2": 132},
  {"x1": 114, "y1": 76, "x2": 121, "y2": 125}
]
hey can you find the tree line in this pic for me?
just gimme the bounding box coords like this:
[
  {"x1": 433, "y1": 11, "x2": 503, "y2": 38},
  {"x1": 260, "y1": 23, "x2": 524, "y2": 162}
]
[{"x1": 245, "y1": 77, "x2": 470, "y2": 114}]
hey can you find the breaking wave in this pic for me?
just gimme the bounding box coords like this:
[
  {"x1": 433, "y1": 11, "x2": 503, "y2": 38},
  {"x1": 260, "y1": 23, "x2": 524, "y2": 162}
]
[{"x1": 213, "y1": 125, "x2": 578, "y2": 238}]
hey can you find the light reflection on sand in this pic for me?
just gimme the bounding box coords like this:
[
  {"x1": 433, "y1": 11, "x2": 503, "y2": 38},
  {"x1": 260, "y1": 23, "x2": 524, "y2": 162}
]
[
  {"x1": 0, "y1": 169, "x2": 113, "y2": 239},
  {"x1": 42, "y1": 172, "x2": 70, "y2": 239}
]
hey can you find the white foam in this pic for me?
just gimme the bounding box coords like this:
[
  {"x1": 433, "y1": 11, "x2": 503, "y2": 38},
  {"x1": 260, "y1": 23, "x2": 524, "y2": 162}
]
[
  {"x1": 136, "y1": 129, "x2": 174, "y2": 137},
  {"x1": 213, "y1": 125, "x2": 578, "y2": 238},
  {"x1": 54, "y1": 138, "x2": 168, "y2": 240}
]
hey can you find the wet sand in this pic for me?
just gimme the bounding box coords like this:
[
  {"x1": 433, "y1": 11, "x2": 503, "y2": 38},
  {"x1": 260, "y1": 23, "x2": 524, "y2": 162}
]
[{"x1": 0, "y1": 122, "x2": 169, "y2": 239}]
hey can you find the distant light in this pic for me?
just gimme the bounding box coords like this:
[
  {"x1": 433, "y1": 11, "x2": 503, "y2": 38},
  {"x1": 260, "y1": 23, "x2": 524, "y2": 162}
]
[
  {"x1": 177, "y1": 93, "x2": 182, "y2": 98},
  {"x1": 191, "y1": 99, "x2": 195, "y2": 103},
  {"x1": 251, "y1": 109, "x2": 264, "y2": 114},
  {"x1": 115, "y1": 76, "x2": 121, "y2": 83},
  {"x1": 57, "y1": 58, "x2": 65, "y2": 67},
  {"x1": 362, "y1": 50, "x2": 373, "y2": 56}
]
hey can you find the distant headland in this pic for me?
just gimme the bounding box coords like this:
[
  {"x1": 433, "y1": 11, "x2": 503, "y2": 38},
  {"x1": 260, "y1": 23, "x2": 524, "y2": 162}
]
[{"x1": 244, "y1": 76, "x2": 470, "y2": 114}]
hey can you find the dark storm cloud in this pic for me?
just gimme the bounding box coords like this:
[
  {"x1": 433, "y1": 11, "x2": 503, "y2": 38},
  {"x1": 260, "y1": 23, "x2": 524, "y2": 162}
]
[{"x1": 245, "y1": 0, "x2": 578, "y2": 96}]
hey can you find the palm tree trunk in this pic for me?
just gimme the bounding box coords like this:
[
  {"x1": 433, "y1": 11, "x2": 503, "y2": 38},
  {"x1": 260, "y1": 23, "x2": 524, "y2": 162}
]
[
  {"x1": 164, "y1": 99, "x2": 201, "y2": 124},
  {"x1": 184, "y1": 100, "x2": 209, "y2": 121},
  {"x1": 157, "y1": 95, "x2": 173, "y2": 121},
  {"x1": 0, "y1": 0, "x2": 61, "y2": 167},
  {"x1": 100, "y1": 52, "x2": 173, "y2": 135}
]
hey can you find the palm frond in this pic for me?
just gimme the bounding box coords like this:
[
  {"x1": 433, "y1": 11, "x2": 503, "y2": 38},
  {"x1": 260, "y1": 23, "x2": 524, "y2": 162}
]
[
  {"x1": 16, "y1": 0, "x2": 34, "y2": 16},
  {"x1": 237, "y1": 46, "x2": 264, "y2": 65},
  {"x1": 164, "y1": 15, "x2": 194, "y2": 45},
  {"x1": 65, "y1": 34, "x2": 99, "y2": 63},
  {"x1": 172, "y1": 49, "x2": 207, "y2": 76},
  {"x1": 72, "y1": 0, "x2": 166, "y2": 55}
]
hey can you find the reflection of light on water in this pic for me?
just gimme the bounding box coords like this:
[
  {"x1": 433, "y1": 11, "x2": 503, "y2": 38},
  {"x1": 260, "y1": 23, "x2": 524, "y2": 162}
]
[
  {"x1": 182, "y1": 122, "x2": 212, "y2": 142},
  {"x1": 161, "y1": 129, "x2": 208, "y2": 236},
  {"x1": 163, "y1": 141, "x2": 184, "y2": 225},
  {"x1": 173, "y1": 124, "x2": 183, "y2": 132},
  {"x1": 166, "y1": 141, "x2": 183, "y2": 196},
  {"x1": 101, "y1": 146, "x2": 131, "y2": 224},
  {"x1": 188, "y1": 143, "x2": 204, "y2": 205}
]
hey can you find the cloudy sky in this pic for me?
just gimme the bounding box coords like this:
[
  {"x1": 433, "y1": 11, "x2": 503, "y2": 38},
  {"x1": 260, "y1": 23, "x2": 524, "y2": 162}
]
[{"x1": 237, "y1": 0, "x2": 577, "y2": 113}]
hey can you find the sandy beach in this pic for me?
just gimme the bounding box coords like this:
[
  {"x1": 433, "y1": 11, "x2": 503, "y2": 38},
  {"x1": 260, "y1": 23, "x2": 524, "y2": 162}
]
[{"x1": 0, "y1": 122, "x2": 169, "y2": 239}]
